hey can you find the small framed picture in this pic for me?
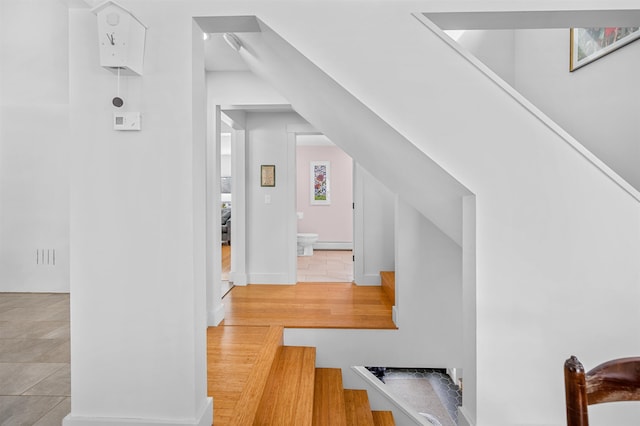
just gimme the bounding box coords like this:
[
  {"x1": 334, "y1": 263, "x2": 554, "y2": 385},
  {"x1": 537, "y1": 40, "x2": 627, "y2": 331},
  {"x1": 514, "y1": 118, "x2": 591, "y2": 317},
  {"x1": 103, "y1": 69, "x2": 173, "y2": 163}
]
[
  {"x1": 310, "y1": 161, "x2": 330, "y2": 205},
  {"x1": 570, "y1": 27, "x2": 640, "y2": 71},
  {"x1": 261, "y1": 165, "x2": 276, "y2": 187}
]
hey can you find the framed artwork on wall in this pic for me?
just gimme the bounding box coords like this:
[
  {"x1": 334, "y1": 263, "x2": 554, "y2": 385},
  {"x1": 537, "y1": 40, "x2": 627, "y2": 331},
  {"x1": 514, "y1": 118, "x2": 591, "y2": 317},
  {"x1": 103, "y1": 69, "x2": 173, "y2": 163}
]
[
  {"x1": 570, "y1": 27, "x2": 640, "y2": 71},
  {"x1": 310, "y1": 161, "x2": 330, "y2": 205},
  {"x1": 261, "y1": 165, "x2": 275, "y2": 187}
]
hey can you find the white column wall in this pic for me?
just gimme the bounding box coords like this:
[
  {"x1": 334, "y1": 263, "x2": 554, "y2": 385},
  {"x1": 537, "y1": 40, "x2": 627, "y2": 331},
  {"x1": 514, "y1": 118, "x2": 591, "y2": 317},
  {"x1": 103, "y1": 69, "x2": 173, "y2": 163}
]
[
  {"x1": 243, "y1": 112, "x2": 307, "y2": 284},
  {"x1": 66, "y1": 7, "x2": 210, "y2": 425}
]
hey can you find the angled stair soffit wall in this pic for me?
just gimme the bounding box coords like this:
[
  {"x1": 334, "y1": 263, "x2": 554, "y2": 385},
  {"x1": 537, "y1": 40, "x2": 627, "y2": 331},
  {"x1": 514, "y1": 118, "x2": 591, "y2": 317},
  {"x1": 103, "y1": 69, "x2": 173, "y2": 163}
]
[
  {"x1": 195, "y1": 9, "x2": 640, "y2": 248},
  {"x1": 418, "y1": 10, "x2": 640, "y2": 202},
  {"x1": 196, "y1": 15, "x2": 472, "y2": 246}
]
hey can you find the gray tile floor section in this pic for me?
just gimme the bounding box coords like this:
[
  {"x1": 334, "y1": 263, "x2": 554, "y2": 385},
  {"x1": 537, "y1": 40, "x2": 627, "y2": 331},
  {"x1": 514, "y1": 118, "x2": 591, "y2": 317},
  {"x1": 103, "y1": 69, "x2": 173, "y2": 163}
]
[
  {"x1": 0, "y1": 293, "x2": 70, "y2": 426},
  {"x1": 373, "y1": 368, "x2": 462, "y2": 425}
]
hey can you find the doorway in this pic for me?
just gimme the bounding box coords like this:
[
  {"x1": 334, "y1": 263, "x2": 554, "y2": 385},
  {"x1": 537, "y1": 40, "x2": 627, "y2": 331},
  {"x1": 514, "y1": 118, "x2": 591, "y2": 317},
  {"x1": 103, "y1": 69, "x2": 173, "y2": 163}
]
[
  {"x1": 295, "y1": 134, "x2": 354, "y2": 282},
  {"x1": 220, "y1": 131, "x2": 233, "y2": 296}
]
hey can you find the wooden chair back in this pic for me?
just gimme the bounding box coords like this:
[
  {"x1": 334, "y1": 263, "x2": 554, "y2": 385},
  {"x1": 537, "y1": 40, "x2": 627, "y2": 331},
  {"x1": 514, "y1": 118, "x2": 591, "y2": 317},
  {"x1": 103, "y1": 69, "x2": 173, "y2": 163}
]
[{"x1": 564, "y1": 355, "x2": 640, "y2": 426}]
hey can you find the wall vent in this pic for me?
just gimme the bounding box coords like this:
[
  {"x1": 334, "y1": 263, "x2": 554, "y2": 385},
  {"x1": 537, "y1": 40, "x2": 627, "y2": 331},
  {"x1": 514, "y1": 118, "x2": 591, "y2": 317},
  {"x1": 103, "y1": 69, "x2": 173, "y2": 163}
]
[{"x1": 36, "y1": 249, "x2": 56, "y2": 266}]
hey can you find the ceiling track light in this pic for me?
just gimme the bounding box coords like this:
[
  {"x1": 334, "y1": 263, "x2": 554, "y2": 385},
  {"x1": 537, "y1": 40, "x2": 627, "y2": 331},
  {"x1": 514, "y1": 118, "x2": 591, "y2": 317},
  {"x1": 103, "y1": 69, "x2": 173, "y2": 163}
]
[{"x1": 223, "y1": 33, "x2": 243, "y2": 52}]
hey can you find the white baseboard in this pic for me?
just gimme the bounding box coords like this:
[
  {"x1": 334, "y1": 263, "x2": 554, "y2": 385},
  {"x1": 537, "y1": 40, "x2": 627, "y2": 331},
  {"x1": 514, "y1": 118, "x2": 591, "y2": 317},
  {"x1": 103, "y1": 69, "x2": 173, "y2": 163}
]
[
  {"x1": 63, "y1": 398, "x2": 213, "y2": 426},
  {"x1": 457, "y1": 405, "x2": 475, "y2": 426},
  {"x1": 356, "y1": 273, "x2": 382, "y2": 286},
  {"x1": 229, "y1": 272, "x2": 247, "y2": 286},
  {"x1": 247, "y1": 273, "x2": 295, "y2": 284},
  {"x1": 208, "y1": 303, "x2": 225, "y2": 326},
  {"x1": 313, "y1": 242, "x2": 353, "y2": 250}
]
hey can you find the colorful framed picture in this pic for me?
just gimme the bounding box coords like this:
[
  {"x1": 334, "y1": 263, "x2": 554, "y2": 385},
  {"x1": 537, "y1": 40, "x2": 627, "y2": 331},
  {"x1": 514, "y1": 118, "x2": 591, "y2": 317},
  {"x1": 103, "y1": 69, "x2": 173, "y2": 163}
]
[
  {"x1": 260, "y1": 165, "x2": 275, "y2": 187},
  {"x1": 310, "y1": 161, "x2": 330, "y2": 205},
  {"x1": 570, "y1": 27, "x2": 640, "y2": 71}
]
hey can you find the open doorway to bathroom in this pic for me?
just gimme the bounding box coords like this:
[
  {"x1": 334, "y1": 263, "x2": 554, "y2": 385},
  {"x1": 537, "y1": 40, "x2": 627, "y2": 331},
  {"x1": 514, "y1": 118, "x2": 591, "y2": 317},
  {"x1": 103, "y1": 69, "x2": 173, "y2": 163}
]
[{"x1": 295, "y1": 135, "x2": 354, "y2": 282}]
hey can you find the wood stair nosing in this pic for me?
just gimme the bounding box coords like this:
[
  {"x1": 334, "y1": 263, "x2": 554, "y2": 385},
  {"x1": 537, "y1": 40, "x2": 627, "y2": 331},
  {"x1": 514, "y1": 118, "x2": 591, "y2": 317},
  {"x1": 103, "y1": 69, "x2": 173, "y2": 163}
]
[
  {"x1": 254, "y1": 345, "x2": 317, "y2": 425},
  {"x1": 344, "y1": 389, "x2": 376, "y2": 426},
  {"x1": 228, "y1": 325, "x2": 284, "y2": 426},
  {"x1": 313, "y1": 368, "x2": 348, "y2": 426},
  {"x1": 380, "y1": 271, "x2": 395, "y2": 306},
  {"x1": 372, "y1": 410, "x2": 396, "y2": 426}
]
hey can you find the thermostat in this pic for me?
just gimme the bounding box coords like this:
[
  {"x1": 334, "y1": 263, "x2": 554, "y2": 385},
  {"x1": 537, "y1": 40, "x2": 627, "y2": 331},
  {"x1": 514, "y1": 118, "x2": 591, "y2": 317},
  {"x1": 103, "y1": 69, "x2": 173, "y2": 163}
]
[{"x1": 113, "y1": 112, "x2": 141, "y2": 131}]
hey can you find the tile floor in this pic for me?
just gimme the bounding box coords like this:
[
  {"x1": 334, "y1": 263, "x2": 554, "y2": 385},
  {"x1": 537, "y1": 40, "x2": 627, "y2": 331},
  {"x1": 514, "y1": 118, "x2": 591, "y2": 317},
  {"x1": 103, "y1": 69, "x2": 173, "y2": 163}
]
[
  {"x1": 297, "y1": 249, "x2": 353, "y2": 282},
  {"x1": 221, "y1": 248, "x2": 353, "y2": 286},
  {"x1": 0, "y1": 292, "x2": 70, "y2": 425},
  {"x1": 371, "y1": 367, "x2": 462, "y2": 425}
]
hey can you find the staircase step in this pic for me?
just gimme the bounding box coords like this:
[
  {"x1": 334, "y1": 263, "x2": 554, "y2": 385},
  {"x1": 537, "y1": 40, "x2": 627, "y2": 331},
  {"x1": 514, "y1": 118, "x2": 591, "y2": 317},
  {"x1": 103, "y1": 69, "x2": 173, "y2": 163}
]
[
  {"x1": 255, "y1": 346, "x2": 317, "y2": 425},
  {"x1": 380, "y1": 271, "x2": 395, "y2": 305},
  {"x1": 207, "y1": 325, "x2": 283, "y2": 426},
  {"x1": 344, "y1": 389, "x2": 375, "y2": 426},
  {"x1": 372, "y1": 410, "x2": 396, "y2": 426},
  {"x1": 313, "y1": 368, "x2": 348, "y2": 426}
]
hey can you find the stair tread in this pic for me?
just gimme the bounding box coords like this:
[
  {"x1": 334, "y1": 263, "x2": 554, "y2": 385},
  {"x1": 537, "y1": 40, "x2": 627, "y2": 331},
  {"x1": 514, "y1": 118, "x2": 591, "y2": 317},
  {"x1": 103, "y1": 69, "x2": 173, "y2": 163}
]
[
  {"x1": 344, "y1": 389, "x2": 375, "y2": 426},
  {"x1": 255, "y1": 345, "x2": 317, "y2": 425},
  {"x1": 313, "y1": 368, "x2": 348, "y2": 426},
  {"x1": 372, "y1": 410, "x2": 396, "y2": 426},
  {"x1": 207, "y1": 325, "x2": 283, "y2": 426}
]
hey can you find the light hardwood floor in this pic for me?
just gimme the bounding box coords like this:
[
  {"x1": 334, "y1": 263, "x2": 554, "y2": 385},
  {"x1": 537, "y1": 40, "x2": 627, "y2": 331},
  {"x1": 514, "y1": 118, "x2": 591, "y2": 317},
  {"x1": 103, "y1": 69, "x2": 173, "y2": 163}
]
[
  {"x1": 222, "y1": 283, "x2": 396, "y2": 329},
  {"x1": 221, "y1": 244, "x2": 230, "y2": 281},
  {"x1": 221, "y1": 246, "x2": 354, "y2": 283}
]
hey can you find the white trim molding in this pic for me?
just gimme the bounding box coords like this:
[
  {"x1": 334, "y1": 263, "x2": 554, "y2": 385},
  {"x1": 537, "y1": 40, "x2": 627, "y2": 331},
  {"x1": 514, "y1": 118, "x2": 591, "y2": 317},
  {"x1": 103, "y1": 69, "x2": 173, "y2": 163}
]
[
  {"x1": 63, "y1": 398, "x2": 213, "y2": 426},
  {"x1": 313, "y1": 242, "x2": 353, "y2": 250}
]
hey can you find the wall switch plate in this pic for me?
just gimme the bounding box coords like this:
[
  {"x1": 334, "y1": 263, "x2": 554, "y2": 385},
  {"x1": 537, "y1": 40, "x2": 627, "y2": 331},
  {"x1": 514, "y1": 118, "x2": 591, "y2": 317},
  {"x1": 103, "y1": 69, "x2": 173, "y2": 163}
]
[
  {"x1": 265, "y1": 194, "x2": 271, "y2": 204},
  {"x1": 113, "y1": 112, "x2": 141, "y2": 130}
]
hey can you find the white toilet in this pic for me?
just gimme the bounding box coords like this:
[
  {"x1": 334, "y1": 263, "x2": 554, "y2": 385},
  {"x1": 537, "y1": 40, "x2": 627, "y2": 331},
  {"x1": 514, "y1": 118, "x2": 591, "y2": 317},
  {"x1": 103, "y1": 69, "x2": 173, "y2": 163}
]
[{"x1": 297, "y1": 233, "x2": 319, "y2": 256}]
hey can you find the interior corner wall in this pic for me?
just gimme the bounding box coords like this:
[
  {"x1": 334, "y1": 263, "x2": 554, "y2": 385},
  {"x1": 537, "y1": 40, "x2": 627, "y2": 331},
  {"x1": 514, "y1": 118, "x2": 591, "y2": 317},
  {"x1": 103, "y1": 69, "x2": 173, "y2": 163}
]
[
  {"x1": 394, "y1": 197, "x2": 463, "y2": 366},
  {"x1": 0, "y1": 0, "x2": 70, "y2": 292},
  {"x1": 296, "y1": 145, "x2": 353, "y2": 243},
  {"x1": 456, "y1": 30, "x2": 516, "y2": 87},
  {"x1": 354, "y1": 164, "x2": 395, "y2": 285}
]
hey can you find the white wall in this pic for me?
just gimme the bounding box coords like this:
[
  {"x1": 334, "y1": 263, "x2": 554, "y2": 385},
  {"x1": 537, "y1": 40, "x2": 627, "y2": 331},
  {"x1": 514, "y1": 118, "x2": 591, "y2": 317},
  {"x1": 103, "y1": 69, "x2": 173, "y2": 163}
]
[
  {"x1": 245, "y1": 111, "x2": 307, "y2": 283},
  {"x1": 515, "y1": 28, "x2": 640, "y2": 190},
  {"x1": 354, "y1": 164, "x2": 395, "y2": 285},
  {"x1": 455, "y1": 30, "x2": 516, "y2": 87},
  {"x1": 66, "y1": 6, "x2": 211, "y2": 424},
  {"x1": 207, "y1": 71, "x2": 289, "y2": 107},
  {"x1": 457, "y1": 28, "x2": 640, "y2": 191},
  {"x1": 0, "y1": 0, "x2": 70, "y2": 292}
]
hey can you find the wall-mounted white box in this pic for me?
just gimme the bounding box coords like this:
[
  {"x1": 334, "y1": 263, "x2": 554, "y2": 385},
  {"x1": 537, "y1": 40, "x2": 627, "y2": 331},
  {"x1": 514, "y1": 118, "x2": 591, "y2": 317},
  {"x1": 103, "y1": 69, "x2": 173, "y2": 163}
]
[
  {"x1": 114, "y1": 112, "x2": 141, "y2": 131},
  {"x1": 92, "y1": 1, "x2": 147, "y2": 75}
]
